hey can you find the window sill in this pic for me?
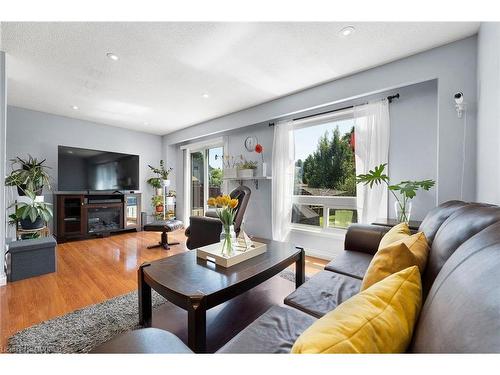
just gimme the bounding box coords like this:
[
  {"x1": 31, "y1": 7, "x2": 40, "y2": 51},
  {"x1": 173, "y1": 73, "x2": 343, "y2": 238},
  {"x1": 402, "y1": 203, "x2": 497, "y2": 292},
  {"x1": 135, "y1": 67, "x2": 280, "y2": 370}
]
[{"x1": 290, "y1": 225, "x2": 347, "y2": 239}]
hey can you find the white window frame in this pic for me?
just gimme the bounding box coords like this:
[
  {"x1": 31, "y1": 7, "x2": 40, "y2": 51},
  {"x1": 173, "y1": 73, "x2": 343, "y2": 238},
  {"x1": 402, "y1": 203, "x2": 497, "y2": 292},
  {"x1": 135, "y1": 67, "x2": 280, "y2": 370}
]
[
  {"x1": 182, "y1": 138, "x2": 224, "y2": 219},
  {"x1": 291, "y1": 108, "x2": 357, "y2": 234}
]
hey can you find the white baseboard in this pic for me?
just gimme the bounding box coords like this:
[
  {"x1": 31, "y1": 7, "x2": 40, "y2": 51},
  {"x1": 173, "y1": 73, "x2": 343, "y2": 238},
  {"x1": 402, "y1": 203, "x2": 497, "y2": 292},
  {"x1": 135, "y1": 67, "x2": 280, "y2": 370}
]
[{"x1": 0, "y1": 273, "x2": 6, "y2": 286}]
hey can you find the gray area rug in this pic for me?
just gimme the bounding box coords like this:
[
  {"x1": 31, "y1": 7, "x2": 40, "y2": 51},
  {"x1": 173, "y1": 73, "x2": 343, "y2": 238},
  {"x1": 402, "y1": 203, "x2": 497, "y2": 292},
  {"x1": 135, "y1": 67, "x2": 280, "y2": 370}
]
[{"x1": 7, "y1": 269, "x2": 305, "y2": 353}]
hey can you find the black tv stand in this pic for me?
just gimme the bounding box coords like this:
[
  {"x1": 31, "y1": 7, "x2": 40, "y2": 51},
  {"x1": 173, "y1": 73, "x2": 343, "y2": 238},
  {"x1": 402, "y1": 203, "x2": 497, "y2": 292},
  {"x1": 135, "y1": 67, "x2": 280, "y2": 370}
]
[{"x1": 54, "y1": 192, "x2": 142, "y2": 243}]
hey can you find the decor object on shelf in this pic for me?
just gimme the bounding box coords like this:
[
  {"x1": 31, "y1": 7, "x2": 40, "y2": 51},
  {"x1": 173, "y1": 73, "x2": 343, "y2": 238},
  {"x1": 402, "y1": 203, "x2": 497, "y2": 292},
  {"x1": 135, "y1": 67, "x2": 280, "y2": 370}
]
[
  {"x1": 146, "y1": 176, "x2": 162, "y2": 195},
  {"x1": 207, "y1": 194, "x2": 239, "y2": 256},
  {"x1": 244, "y1": 135, "x2": 258, "y2": 151},
  {"x1": 255, "y1": 143, "x2": 267, "y2": 177},
  {"x1": 197, "y1": 240, "x2": 267, "y2": 267},
  {"x1": 5, "y1": 155, "x2": 51, "y2": 196},
  {"x1": 222, "y1": 154, "x2": 241, "y2": 178},
  {"x1": 151, "y1": 195, "x2": 164, "y2": 213},
  {"x1": 237, "y1": 160, "x2": 258, "y2": 178},
  {"x1": 356, "y1": 163, "x2": 435, "y2": 223},
  {"x1": 9, "y1": 190, "x2": 53, "y2": 230},
  {"x1": 148, "y1": 160, "x2": 173, "y2": 180}
]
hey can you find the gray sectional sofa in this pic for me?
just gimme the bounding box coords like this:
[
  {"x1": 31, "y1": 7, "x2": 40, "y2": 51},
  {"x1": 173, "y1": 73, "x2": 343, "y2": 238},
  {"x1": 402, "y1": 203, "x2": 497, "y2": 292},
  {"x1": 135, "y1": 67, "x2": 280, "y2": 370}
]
[{"x1": 95, "y1": 200, "x2": 500, "y2": 353}]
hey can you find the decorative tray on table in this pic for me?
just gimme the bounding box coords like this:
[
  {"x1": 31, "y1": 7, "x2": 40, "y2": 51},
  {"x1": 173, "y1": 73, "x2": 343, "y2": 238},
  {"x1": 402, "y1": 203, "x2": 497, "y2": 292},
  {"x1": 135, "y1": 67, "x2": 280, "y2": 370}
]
[{"x1": 196, "y1": 238, "x2": 267, "y2": 268}]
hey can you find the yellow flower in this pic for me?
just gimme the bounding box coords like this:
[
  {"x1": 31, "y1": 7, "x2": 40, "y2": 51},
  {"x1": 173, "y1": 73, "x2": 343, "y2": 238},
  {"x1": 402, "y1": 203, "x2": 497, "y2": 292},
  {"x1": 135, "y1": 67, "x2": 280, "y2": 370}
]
[
  {"x1": 207, "y1": 197, "x2": 216, "y2": 207},
  {"x1": 215, "y1": 196, "x2": 224, "y2": 206},
  {"x1": 229, "y1": 199, "x2": 238, "y2": 209}
]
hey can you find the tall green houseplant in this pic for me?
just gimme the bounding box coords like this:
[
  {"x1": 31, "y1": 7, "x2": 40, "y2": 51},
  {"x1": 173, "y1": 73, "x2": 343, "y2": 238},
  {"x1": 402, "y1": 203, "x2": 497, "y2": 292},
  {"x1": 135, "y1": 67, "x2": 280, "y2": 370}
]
[{"x1": 356, "y1": 163, "x2": 435, "y2": 223}]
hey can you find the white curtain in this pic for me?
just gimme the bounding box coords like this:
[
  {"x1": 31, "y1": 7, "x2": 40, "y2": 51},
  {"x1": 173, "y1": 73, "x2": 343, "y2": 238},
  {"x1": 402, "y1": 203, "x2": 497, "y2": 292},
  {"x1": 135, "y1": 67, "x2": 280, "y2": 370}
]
[
  {"x1": 272, "y1": 120, "x2": 295, "y2": 241},
  {"x1": 354, "y1": 100, "x2": 390, "y2": 224}
]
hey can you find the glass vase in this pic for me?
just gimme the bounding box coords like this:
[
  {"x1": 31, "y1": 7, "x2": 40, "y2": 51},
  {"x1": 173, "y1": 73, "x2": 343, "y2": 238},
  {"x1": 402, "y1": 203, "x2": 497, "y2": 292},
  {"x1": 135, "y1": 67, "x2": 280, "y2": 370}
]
[
  {"x1": 394, "y1": 201, "x2": 412, "y2": 223},
  {"x1": 220, "y1": 224, "x2": 237, "y2": 257}
]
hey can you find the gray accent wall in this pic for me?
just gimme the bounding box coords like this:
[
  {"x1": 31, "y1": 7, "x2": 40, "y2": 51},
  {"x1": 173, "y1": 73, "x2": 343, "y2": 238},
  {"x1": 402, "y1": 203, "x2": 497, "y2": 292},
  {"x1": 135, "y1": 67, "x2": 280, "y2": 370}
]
[
  {"x1": 6, "y1": 106, "x2": 163, "y2": 233},
  {"x1": 164, "y1": 36, "x2": 478, "y2": 206},
  {"x1": 164, "y1": 37, "x2": 476, "y2": 257},
  {"x1": 476, "y1": 23, "x2": 500, "y2": 204}
]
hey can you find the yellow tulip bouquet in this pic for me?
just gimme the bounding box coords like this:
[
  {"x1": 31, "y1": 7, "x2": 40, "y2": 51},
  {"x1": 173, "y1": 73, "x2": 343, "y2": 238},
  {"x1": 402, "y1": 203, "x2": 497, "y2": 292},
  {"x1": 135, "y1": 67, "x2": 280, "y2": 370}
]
[{"x1": 207, "y1": 194, "x2": 239, "y2": 256}]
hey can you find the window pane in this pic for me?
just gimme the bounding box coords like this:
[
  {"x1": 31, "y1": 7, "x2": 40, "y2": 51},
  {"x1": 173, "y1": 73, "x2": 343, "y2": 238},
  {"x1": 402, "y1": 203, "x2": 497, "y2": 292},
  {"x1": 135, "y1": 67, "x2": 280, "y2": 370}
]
[
  {"x1": 327, "y1": 208, "x2": 357, "y2": 229},
  {"x1": 208, "y1": 146, "x2": 223, "y2": 198},
  {"x1": 292, "y1": 204, "x2": 323, "y2": 227},
  {"x1": 294, "y1": 118, "x2": 356, "y2": 197}
]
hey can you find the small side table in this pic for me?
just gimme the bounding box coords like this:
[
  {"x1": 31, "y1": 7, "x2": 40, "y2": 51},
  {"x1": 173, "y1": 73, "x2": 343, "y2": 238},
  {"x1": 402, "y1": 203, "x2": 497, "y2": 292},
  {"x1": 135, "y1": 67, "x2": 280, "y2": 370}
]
[{"x1": 372, "y1": 218, "x2": 422, "y2": 231}]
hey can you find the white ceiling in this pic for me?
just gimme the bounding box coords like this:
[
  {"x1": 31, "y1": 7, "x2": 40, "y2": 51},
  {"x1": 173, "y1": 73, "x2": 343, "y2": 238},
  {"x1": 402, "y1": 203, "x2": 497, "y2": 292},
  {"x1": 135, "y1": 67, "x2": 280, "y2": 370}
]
[{"x1": 1, "y1": 22, "x2": 479, "y2": 136}]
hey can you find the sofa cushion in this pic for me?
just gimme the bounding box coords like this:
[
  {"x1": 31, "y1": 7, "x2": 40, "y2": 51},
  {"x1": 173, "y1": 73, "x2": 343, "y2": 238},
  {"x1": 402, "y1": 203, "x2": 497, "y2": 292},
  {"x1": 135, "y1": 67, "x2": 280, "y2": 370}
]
[
  {"x1": 91, "y1": 328, "x2": 193, "y2": 354},
  {"x1": 292, "y1": 266, "x2": 422, "y2": 354},
  {"x1": 423, "y1": 203, "x2": 500, "y2": 293},
  {"x1": 411, "y1": 221, "x2": 500, "y2": 353},
  {"x1": 418, "y1": 200, "x2": 468, "y2": 243},
  {"x1": 217, "y1": 305, "x2": 316, "y2": 353},
  {"x1": 324, "y1": 250, "x2": 373, "y2": 279},
  {"x1": 284, "y1": 270, "x2": 361, "y2": 318}
]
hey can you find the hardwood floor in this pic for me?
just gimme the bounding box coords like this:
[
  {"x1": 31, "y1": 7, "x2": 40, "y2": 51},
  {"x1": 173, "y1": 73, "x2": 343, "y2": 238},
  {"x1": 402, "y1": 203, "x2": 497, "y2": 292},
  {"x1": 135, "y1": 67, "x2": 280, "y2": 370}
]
[{"x1": 0, "y1": 230, "x2": 326, "y2": 352}]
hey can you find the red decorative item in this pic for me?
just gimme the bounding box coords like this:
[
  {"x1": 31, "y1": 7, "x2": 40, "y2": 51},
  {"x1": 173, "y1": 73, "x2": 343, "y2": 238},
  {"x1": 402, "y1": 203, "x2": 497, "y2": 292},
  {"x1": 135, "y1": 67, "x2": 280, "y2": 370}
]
[
  {"x1": 255, "y1": 144, "x2": 263, "y2": 154},
  {"x1": 349, "y1": 132, "x2": 355, "y2": 151}
]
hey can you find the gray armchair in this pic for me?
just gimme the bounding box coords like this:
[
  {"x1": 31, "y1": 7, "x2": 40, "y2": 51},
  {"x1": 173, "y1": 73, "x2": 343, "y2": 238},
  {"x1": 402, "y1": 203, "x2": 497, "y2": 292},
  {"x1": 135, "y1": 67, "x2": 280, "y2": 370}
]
[{"x1": 185, "y1": 185, "x2": 251, "y2": 249}]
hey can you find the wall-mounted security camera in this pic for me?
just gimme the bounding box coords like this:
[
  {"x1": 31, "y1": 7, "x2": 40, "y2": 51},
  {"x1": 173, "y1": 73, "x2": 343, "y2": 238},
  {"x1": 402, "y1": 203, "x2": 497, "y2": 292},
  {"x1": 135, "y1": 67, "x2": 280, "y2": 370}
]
[{"x1": 454, "y1": 92, "x2": 465, "y2": 118}]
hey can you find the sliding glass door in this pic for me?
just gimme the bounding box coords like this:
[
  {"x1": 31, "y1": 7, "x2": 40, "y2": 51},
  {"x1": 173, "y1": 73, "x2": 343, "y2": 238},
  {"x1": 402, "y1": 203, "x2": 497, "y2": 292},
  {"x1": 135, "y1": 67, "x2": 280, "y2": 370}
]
[
  {"x1": 190, "y1": 151, "x2": 205, "y2": 217},
  {"x1": 189, "y1": 145, "x2": 224, "y2": 217}
]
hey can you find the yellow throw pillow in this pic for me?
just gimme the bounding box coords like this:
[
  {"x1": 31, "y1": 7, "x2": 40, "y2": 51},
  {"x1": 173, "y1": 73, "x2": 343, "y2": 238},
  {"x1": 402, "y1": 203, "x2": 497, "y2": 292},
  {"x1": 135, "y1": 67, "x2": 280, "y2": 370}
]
[
  {"x1": 378, "y1": 222, "x2": 411, "y2": 249},
  {"x1": 390, "y1": 232, "x2": 430, "y2": 273},
  {"x1": 291, "y1": 266, "x2": 422, "y2": 354},
  {"x1": 362, "y1": 232, "x2": 429, "y2": 290}
]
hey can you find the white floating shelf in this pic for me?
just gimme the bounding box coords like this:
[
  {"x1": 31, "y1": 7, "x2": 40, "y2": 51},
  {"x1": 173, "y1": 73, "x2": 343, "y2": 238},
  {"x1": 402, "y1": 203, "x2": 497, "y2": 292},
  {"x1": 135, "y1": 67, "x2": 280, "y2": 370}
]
[{"x1": 222, "y1": 176, "x2": 272, "y2": 189}]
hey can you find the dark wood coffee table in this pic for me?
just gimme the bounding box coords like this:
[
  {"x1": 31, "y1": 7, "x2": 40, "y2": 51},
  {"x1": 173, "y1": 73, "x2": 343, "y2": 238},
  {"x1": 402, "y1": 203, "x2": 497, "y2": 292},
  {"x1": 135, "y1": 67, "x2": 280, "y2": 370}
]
[{"x1": 138, "y1": 240, "x2": 305, "y2": 353}]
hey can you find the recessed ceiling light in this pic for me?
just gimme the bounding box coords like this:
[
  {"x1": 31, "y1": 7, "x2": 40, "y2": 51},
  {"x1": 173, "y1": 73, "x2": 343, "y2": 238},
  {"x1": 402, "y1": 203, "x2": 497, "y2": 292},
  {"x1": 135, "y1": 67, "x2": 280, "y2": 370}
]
[
  {"x1": 143, "y1": 122, "x2": 150, "y2": 126},
  {"x1": 71, "y1": 105, "x2": 79, "y2": 110},
  {"x1": 106, "y1": 52, "x2": 119, "y2": 61},
  {"x1": 202, "y1": 93, "x2": 209, "y2": 99},
  {"x1": 339, "y1": 26, "x2": 355, "y2": 37}
]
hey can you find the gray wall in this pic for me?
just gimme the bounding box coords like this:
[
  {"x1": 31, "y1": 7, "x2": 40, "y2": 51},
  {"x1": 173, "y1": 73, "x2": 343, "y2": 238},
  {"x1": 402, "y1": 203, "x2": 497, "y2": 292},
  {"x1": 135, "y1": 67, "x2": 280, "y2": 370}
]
[
  {"x1": 476, "y1": 23, "x2": 500, "y2": 204},
  {"x1": 1, "y1": 51, "x2": 6, "y2": 284},
  {"x1": 6, "y1": 106, "x2": 163, "y2": 233},
  {"x1": 163, "y1": 36, "x2": 477, "y2": 209},
  {"x1": 164, "y1": 38, "x2": 473, "y2": 257}
]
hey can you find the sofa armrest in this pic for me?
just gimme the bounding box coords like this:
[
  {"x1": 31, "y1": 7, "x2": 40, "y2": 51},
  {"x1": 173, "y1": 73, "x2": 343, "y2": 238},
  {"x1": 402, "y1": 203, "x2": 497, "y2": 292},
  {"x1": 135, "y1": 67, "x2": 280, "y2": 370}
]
[{"x1": 344, "y1": 224, "x2": 391, "y2": 255}]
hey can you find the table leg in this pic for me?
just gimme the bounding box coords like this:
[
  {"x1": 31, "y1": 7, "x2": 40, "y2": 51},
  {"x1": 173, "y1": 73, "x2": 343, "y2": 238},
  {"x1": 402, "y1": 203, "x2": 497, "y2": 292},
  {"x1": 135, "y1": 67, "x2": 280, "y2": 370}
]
[
  {"x1": 187, "y1": 295, "x2": 207, "y2": 353},
  {"x1": 138, "y1": 263, "x2": 152, "y2": 327},
  {"x1": 295, "y1": 247, "x2": 305, "y2": 289}
]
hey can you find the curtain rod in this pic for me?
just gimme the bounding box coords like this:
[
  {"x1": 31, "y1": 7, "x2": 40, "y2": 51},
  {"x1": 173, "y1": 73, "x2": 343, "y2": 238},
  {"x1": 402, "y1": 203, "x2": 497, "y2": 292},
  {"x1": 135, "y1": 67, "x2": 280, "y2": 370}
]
[{"x1": 268, "y1": 93, "x2": 400, "y2": 127}]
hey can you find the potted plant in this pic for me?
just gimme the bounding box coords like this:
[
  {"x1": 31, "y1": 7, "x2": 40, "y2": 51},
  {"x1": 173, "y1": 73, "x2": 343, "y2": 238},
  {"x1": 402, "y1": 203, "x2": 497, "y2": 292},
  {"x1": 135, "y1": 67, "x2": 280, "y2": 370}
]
[
  {"x1": 148, "y1": 160, "x2": 173, "y2": 188},
  {"x1": 166, "y1": 190, "x2": 176, "y2": 205},
  {"x1": 207, "y1": 195, "x2": 239, "y2": 256},
  {"x1": 222, "y1": 154, "x2": 240, "y2": 179},
  {"x1": 9, "y1": 190, "x2": 53, "y2": 230},
  {"x1": 146, "y1": 177, "x2": 162, "y2": 196},
  {"x1": 254, "y1": 143, "x2": 267, "y2": 177},
  {"x1": 151, "y1": 195, "x2": 164, "y2": 213},
  {"x1": 237, "y1": 160, "x2": 258, "y2": 178},
  {"x1": 356, "y1": 163, "x2": 435, "y2": 223},
  {"x1": 5, "y1": 155, "x2": 51, "y2": 196}
]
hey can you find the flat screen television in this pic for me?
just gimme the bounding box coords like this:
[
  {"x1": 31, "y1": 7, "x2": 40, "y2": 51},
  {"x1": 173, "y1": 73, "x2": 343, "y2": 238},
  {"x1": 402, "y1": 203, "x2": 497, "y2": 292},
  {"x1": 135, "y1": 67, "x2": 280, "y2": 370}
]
[{"x1": 58, "y1": 146, "x2": 139, "y2": 191}]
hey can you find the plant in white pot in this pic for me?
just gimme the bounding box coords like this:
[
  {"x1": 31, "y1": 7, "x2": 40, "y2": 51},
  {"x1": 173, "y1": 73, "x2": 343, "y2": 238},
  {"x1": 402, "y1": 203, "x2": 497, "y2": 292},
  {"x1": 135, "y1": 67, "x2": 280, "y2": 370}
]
[
  {"x1": 356, "y1": 163, "x2": 435, "y2": 223},
  {"x1": 237, "y1": 160, "x2": 258, "y2": 178},
  {"x1": 148, "y1": 160, "x2": 173, "y2": 190}
]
